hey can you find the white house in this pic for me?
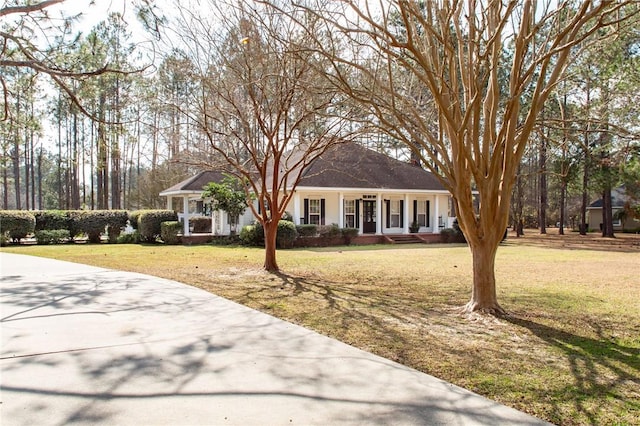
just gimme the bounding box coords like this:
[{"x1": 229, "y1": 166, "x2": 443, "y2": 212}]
[{"x1": 159, "y1": 142, "x2": 456, "y2": 240}]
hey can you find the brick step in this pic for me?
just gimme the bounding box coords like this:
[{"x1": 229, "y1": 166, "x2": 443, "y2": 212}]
[{"x1": 385, "y1": 235, "x2": 424, "y2": 244}]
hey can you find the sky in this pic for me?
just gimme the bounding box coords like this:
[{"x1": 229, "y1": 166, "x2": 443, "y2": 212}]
[{"x1": 46, "y1": 0, "x2": 151, "y2": 42}]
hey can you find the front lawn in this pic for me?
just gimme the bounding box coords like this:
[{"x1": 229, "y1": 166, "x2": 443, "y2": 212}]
[{"x1": 3, "y1": 232, "x2": 639, "y2": 425}]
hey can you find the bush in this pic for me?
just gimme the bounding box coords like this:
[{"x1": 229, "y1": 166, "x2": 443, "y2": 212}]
[
  {"x1": 106, "y1": 210, "x2": 129, "y2": 243},
  {"x1": 281, "y1": 211, "x2": 294, "y2": 222},
  {"x1": 137, "y1": 210, "x2": 178, "y2": 243},
  {"x1": 341, "y1": 227, "x2": 359, "y2": 245},
  {"x1": 65, "y1": 210, "x2": 84, "y2": 240},
  {"x1": 73, "y1": 211, "x2": 112, "y2": 243},
  {"x1": 128, "y1": 210, "x2": 142, "y2": 230},
  {"x1": 161, "y1": 221, "x2": 182, "y2": 245},
  {"x1": 239, "y1": 222, "x2": 264, "y2": 246},
  {"x1": 277, "y1": 220, "x2": 298, "y2": 248},
  {"x1": 0, "y1": 210, "x2": 36, "y2": 242},
  {"x1": 34, "y1": 210, "x2": 69, "y2": 231},
  {"x1": 440, "y1": 227, "x2": 466, "y2": 243},
  {"x1": 210, "y1": 235, "x2": 241, "y2": 246},
  {"x1": 440, "y1": 228, "x2": 456, "y2": 243},
  {"x1": 318, "y1": 223, "x2": 340, "y2": 238},
  {"x1": 190, "y1": 216, "x2": 212, "y2": 233},
  {"x1": 117, "y1": 231, "x2": 140, "y2": 244},
  {"x1": 451, "y1": 219, "x2": 467, "y2": 243},
  {"x1": 35, "y1": 229, "x2": 70, "y2": 245},
  {"x1": 296, "y1": 224, "x2": 318, "y2": 237}
]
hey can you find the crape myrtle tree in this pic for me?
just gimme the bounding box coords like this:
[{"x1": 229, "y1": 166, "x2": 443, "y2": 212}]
[
  {"x1": 164, "y1": 0, "x2": 361, "y2": 271},
  {"x1": 202, "y1": 175, "x2": 251, "y2": 235},
  {"x1": 293, "y1": 0, "x2": 638, "y2": 314}
]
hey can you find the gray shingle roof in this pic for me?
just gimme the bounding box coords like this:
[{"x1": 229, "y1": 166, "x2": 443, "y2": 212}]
[
  {"x1": 298, "y1": 142, "x2": 446, "y2": 191},
  {"x1": 160, "y1": 143, "x2": 446, "y2": 194},
  {"x1": 588, "y1": 186, "x2": 628, "y2": 208},
  {"x1": 160, "y1": 170, "x2": 228, "y2": 194}
]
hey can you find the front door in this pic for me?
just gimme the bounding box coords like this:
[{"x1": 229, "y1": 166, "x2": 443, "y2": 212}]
[{"x1": 362, "y1": 200, "x2": 376, "y2": 234}]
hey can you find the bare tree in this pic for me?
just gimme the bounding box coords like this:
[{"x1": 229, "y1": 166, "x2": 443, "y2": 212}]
[
  {"x1": 165, "y1": 0, "x2": 361, "y2": 271},
  {"x1": 295, "y1": 0, "x2": 638, "y2": 314}
]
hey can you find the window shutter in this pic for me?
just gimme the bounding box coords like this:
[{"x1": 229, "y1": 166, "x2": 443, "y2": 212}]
[
  {"x1": 413, "y1": 200, "x2": 417, "y2": 223},
  {"x1": 400, "y1": 200, "x2": 404, "y2": 228},
  {"x1": 355, "y1": 200, "x2": 360, "y2": 228},
  {"x1": 426, "y1": 200, "x2": 430, "y2": 227},
  {"x1": 385, "y1": 199, "x2": 390, "y2": 228},
  {"x1": 303, "y1": 198, "x2": 309, "y2": 224},
  {"x1": 320, "y1": 199, "x2": 326, "y2": 225}
]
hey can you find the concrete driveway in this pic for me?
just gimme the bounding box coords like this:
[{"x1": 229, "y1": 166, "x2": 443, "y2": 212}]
[{"x1": 0, "y1": 252, "x2": 550, "y2": 425}]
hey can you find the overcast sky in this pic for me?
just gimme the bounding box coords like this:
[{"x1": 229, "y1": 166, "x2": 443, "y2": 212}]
[{"x1": 47, "y1": 0, "x2": 151, "y2": 41}]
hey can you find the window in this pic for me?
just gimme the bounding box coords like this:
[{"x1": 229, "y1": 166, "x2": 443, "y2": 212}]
[
  {"x1": 344, "y1": 199, "x2": 355, "y2": 228},
  {"x1": 308, "y1": 199, "x2": 321, "y2": 225},
  {"x1": 304, "y1": 198, "x2": 325, "y2": 225},
  {"x1": 414, "y1": 200, "x2": 430, "y2": 227},
  {"x1": 417, "y1": 201, "x2": 427, "y2": 226},
  {"x1": 227, "y1": 214, "x2": 239, "y2": 226},
  {"x1": 390, "y1": 200, "x2": 401, "y2": 227}
]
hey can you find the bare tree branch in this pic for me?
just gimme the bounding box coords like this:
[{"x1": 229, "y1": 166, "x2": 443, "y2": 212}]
[{"x1": 0, "y1": 0, "x2": 64, "y2": 18}]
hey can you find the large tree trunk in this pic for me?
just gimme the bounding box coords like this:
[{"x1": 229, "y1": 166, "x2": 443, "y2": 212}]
[
  {"x1": 464, "y1": 239, "x2": 505, "y2": 315},
  {"x1": 263, "y1": 220, "x2": 279, "y2": 272},
  {"x1": 539, "y1": 128, "x2": 547, "y2": 234},
  {"x1": 580, "y1": 164, "x2": 589, "y2": 235},
  {"x1": 513, "y1": 164, "x2": 525, "y2": 237},
  {"x1": 559, "y1": 180, "x2": 567, "y2": 235},
  {"x1": 602, "y1": 188, "x2": 615, "y2": 238},
  {"x1": 11, "y1": 146, "x2": 20, "y2": 210}
]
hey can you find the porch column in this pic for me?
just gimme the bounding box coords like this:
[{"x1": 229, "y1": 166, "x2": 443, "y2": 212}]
[
  {"x1": 338, "y1": 192, "x2": 344, "y2": 228},
  {"x1": 434, "y1": 195, "x2": 440, "y2": 234},
  {"x1": 404, "y1": 194, "x2": 410, "y2": 234},
  {"x1": 220, "y1": 211, "x2": 226, "y2": 235},
  {"x1": 376, "y1": 193, "x2": 382, "y2": 235},
  {"x1": 293, "y1": 192, "x2": 301, "y2": 225},
  {"x1": 166, "y1": 196, "x2": 172, "y2": 210},
  {"x1": 183, "y1": 196, "x2": 190, "y2": 236}
]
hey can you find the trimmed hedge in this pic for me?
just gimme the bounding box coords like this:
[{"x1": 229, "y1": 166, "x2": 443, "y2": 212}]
[
  {"x1": 2, "y1": 209, "x2": 131, "y2": 244},
  {"x1": 161, "y1": 221, "x2": 182, "y2": 245},
  {"x1": 117, "y1": 231, "x2": 140, "y2": 244},
  {"x1": 341, "y1": 227, "x2": 359, "y2": 245},
  {"x1": 190, "y1": 216, "x2": 212, "y2": 233},
  {"x1": 106, "y1": 210, "x2": 129, "y2": 243},
  {"x1": 239, "y1": 222, "x2": 265, "y2": 246},
  {"x1": 34, "y1": 210, "x2": 69, "y2": 231},
  {"x1": 65, "y1": 210, "x2": 83, "y2": 240},
  {"x1": 0, "y1": 210, "x2": 36, "y2": 242},
  {"x1": 276, "y1": 220, "x2": 298, "y2": 248},
  {"x1": 239, "y1": 220, "x2": 299, "y2": 248},
  {"x1": 138, "y1": 210, "x2": 178, "y2": 242},
  {"x1": 318, "y1": 223, "x2": 341, "y2": 238},
  {"x1": 35, "y1": 229, "x2": 70, "y2": 245},
  {"x1": 129, "y1": 210, "x2": 142, "y2": 230},
  {"x1": 75, "y1": 211, "x2": 110, "y2": 243},
  {"x1": 296, "y1": 224, "x2": 318, "y2": 237},
  {"x1": 441, "y1": 228, "x2": 466, "y2": 243}
]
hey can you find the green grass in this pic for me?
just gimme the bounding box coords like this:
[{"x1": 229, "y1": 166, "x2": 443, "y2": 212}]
[{"x1": 2, "y1": 237, "x2": 639, "y2": 425}]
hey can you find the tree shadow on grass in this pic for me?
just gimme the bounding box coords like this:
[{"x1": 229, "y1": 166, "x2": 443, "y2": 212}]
[
  {"x1": 505, "y1": 315, "x2": 640, "y2": 425},
  {"x1": 259, "y1": 271, "x2": 468, "y2": 366},
  {"x1": 503, "y1": 232, "x2": 640, "y2": 253}
]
